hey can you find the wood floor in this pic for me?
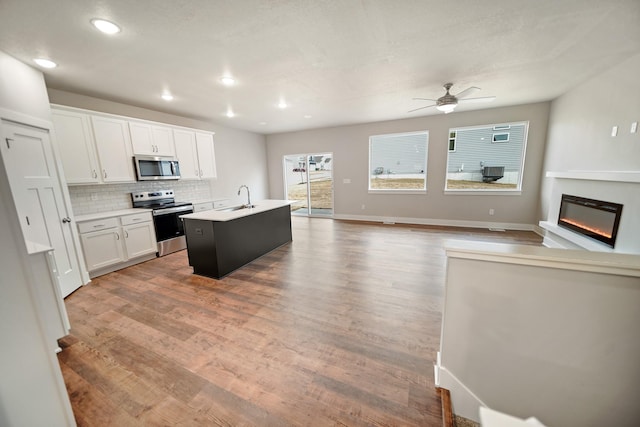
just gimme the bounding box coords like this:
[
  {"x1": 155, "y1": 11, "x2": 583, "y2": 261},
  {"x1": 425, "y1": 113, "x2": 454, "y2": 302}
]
[{"x1": 58, "y1": 217, "x2": 542, "y2": 426}]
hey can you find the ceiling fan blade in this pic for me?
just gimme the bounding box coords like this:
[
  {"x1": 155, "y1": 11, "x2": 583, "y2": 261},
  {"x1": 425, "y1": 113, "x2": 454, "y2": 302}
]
[
  {"x1": 458, "y1": 96, "x2": 496, "y2": 104},
  {"x1": 408, "y1": 104, "x2": 436, "y2": 113},
  {"x1": 455, "y1": 86, "x2": 481, "y2": 99},
  {"x1": 412, "y1": 97, "x2": 437, "y2": 101}
]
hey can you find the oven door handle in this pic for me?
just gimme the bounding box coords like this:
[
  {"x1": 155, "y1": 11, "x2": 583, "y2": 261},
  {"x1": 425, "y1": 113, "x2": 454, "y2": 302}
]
[{"x1": 153, "y1": 206, "x2": 194, "y2": 216}]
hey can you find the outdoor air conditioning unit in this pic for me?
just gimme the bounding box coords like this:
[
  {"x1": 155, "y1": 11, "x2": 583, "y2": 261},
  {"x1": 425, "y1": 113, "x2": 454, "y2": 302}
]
[{"x1": 482, "y1": 166, "x2": 504, "y2": 183}]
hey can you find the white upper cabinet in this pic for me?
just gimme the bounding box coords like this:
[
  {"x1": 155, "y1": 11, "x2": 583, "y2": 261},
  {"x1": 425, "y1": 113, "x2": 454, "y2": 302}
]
[
  {"x1": 51, "y1": 109, "x2": 100, "y2": 184},
  {"x1": 173, "y1": 129, "x2": 199, "y2": 179},
  {"x1": 195, "y1": 132, "x2": 217, "y2": 179},
  {"x1": 173, "y1": 129, "x2": 217, "y2": 180},
  {"x1": 50, "y1": 105, "x2": 215, "y2": 184},
  {"x1": 129, "y1": 121, "x2": 175, "y2": 156},
  {"x1": 91, "y1": 116, "x2": 136, "y2": 183}
]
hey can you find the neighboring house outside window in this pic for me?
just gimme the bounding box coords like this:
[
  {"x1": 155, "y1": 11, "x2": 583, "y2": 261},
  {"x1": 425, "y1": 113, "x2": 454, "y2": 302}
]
[
  {"x1": 369, "y1": 130, "x2": 428, "y2": 192},
  {"x1": 445, "y1": 121, "x2": 528, "y2": 192},
  {"x1": 448, "y1": 131, "x2": 457, "y2": 152}
]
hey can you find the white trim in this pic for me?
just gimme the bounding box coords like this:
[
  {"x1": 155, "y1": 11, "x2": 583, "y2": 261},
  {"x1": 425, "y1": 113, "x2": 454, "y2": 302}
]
[
  {"x1": 434, "y1": 364, "x2": 487, "y2": 422},
  {"x1": 444, "y1": 190, "x2": 521, "y2": 196},
  {"x1": 443, "y1": 239, "x2": 640, "y2": 277},
  {"x1": 333, "y1": 213, "x2": 535, "y2": 231},
  {"x1": 368, "y1": 189, "x2": 427, "y2": 195},
  {"x1": 545, "y1": 170, "x2": 640, "y2": 183},
  {"x1": 0, "y1": 107, "x2": 53, "y2": 130}
]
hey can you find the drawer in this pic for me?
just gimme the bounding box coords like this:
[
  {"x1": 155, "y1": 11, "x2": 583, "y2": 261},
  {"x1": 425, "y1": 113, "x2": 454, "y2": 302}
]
[
  {"x1": 194, "y1": 202, "x2": 214, "y2": 212},
  {"x1": 213, "y1": 199, "x2": 231, "y2": 209},
  {"x1": 78, "y1": 217, "x2": 119, "y2": 234},
  {"x1": 121, "y1": 212, "x2": 153, "y2": 226}
]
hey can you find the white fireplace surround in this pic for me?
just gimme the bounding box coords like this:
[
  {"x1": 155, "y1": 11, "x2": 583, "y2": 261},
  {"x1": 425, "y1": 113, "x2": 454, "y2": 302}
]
[{"x1": 539, "y1": 171, "x2": 640, "y2": 254}]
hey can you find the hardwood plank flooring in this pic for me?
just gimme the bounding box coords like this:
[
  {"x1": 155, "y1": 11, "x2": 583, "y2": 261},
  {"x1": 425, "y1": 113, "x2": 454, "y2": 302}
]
[{"x1": 59, "y1": 217, "x2": 542, "y2": 426}]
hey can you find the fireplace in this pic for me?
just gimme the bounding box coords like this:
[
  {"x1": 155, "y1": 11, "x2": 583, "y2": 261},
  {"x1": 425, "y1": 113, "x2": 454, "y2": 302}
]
[{"x1": 557, "y1": 194, "x2": 623, "y2": 248}]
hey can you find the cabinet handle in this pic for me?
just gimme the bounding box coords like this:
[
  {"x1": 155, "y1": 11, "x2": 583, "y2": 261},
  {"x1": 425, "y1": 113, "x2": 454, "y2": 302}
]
[
  {"x1": 103, "y1": 170, "x2": 107, "y2": 179},
  {"x1": 62, "y1": 217, "x2": 72, "y2": 223},
  {"x1": 5, "y1": 138, "x2": 13, "y2": 149},
  {"x1": 25, "y1": 216, "x2": 30, "y2": 225},
  {"x1": 115, "y1": 232, "x2": 120, "y2": 240},
  {"x1": 199, "y1": 169, "x2": 203, "y2": 177},
  {"x1": 92, "y1": 170, "x2": 97, "y2": 179},
  {"x1": 93, "y1": 224, "x2": 105, "y2": 228},
  {"x1": 124, "y1": 230, "x2": 129, "y2": 238}
]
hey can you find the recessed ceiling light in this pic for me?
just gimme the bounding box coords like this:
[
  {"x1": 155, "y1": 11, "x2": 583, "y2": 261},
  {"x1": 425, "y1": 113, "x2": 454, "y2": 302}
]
[
  {"x1": 277, "y1": 101, "x2": 288, "y2": 109},
  {"x1": 33, "y1": 58, "x2": 57, "y2": 68},
  {"x1": 219, "y1": 76, "x2": 236, "y2": 86},
  {"x1": 91, "y1": 18, "x2": 121, "y2": 34},
  {"x1": 304, "y1": 115, "x2": 312, "y2": 119},
  {"x1": 161, "y1": 93, "x2": 173, "y2": 101},
  {"x1": 225, "y1": 110, "x2": 235, "y2": 118},
  {"x1": 259, "y1": 122, "x2": 267, "y2": 125}
]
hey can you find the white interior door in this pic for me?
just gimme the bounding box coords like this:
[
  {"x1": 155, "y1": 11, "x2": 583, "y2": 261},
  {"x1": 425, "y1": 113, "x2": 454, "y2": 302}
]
[{"x1": 1, "y1": 120, "x2": 82, "y2": 297}]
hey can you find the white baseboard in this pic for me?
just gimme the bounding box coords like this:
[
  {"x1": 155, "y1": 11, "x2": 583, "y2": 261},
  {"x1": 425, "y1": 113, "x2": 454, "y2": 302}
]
[
  {"x1": 333, "y1": 213, "x2": 535, "y2": 231},
  {"x1": 435, "y1": 363, "x2": 487, "y2": 423}
]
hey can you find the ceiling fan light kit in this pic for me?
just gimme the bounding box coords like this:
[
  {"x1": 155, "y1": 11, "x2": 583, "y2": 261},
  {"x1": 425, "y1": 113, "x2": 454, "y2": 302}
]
[{"x1": 409, "y1": 82, "x2": 495, "y2": 114}]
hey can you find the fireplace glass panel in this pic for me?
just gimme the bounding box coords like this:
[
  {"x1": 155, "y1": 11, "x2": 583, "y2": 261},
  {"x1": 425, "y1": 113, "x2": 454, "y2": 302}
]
[{"x1": 557, "y1": 194, "x2": 623, "y2": 248}]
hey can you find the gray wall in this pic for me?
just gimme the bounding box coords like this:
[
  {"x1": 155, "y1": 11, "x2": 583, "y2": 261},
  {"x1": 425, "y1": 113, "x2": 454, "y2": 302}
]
[
  {"x1": 48, "y1": 89, "x2": 269, "y2": 208},
  {"x1": 266, "y1": 102, "x2": 550, "y2": 227},
  {"x1": 540, "y1": 53, "x2": 640, "y2": 220}
]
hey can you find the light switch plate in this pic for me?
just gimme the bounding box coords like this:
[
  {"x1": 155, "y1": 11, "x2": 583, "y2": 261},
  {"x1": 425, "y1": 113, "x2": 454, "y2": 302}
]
[
  {"x1": 611, "y1": 126, "x2": 618, "y2": 137},
  {"x1": 631, "y1": 122, "x2": 638, "y2": 134}
]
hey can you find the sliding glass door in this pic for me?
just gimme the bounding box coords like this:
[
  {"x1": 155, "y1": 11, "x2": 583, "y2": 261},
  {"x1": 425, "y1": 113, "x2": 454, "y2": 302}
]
[{"x1": 283, "y1": 153, "x2": 333, "y2": 217}]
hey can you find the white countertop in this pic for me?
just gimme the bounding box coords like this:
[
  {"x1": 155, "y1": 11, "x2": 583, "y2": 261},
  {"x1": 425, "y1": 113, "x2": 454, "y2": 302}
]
[
  {"x1": 180, "y1": 199, "x2": 295, "y2": 222},
  {"x1": 75, "y1": 208, "x2": 152, "y2": 223}
]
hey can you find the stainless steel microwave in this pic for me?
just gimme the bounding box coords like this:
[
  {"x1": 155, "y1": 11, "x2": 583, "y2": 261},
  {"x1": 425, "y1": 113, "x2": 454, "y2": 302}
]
[{"x1": 134, "y1": 155, "x2": 181, "y2": 181}]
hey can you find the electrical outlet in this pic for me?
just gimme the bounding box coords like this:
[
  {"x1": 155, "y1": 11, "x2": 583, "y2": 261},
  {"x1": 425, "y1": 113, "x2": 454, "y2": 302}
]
[
  {"x1": 489, "y1": 208, "x2": 495, "y2": 216},
  {"x1": 361, "y1": 204, "x2": 366, "y2": 210}
]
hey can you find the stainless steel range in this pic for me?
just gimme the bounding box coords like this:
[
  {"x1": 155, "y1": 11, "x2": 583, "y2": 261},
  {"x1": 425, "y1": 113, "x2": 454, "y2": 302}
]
[{"x1": 131, "y1": 190, "x2": 193, "y2": 256}]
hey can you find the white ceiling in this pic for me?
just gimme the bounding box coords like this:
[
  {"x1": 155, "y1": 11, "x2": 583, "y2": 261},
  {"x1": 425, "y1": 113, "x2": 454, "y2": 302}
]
[{"x1": 1, "y1": 0, "x2": 639, "y2": 134}]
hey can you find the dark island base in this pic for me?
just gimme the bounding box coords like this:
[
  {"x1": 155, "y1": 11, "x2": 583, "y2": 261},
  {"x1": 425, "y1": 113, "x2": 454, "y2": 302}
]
[{"x1": 183, "y1": 205, "x2": 292, "y2": 279}]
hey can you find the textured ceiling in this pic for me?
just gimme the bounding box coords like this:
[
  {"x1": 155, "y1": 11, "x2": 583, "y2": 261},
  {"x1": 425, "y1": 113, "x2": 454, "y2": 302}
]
[{"x1": 1, "y1": 0, "x2": 639, "y2": 134}]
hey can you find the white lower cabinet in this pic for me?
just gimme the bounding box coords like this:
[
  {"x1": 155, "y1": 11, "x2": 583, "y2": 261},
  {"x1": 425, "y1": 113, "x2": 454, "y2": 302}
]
[
  {"x1": 121, "y1": 214, "x2": 157, "y2": 258},
  {"x1": 78, "y1": 212, "x2": 157, "y2": 275}
]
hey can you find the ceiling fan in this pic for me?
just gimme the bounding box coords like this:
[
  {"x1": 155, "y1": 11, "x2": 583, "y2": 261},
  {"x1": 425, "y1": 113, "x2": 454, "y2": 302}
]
[{"x1": 409, "y1": 83, "x2": 495, "y2": 114}]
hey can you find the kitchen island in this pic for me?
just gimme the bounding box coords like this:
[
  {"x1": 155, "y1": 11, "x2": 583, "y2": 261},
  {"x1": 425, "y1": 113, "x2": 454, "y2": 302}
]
[{"x1": 181, "y1": 200, "x2": 294, "y2": 279}]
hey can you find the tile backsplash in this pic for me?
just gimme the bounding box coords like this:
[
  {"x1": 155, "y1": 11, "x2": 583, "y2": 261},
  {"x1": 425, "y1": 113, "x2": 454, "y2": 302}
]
[{"x1": 69, "y1": 181, "x2": 211, "y2": 215}]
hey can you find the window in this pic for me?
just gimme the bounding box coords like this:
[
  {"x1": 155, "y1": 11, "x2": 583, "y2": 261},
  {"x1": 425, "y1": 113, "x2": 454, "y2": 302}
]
[
  {"x1": 445, "y1": 121, "x2": 528, "y2": 192},
  {"x1": 369, "y1": 131, "x2": 428, "y2": 192},
  {"x1": 448, "y1": 131, "x2": 457, "y2": 151},
  {"x1": 492, "y1": 132, "x2": 510, "y2": 143}
]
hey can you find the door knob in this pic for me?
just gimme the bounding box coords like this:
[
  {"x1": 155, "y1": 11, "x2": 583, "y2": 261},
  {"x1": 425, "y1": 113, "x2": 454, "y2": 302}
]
[{"x1": 62, "y1": 217, "x2": 72, "y2": 223}]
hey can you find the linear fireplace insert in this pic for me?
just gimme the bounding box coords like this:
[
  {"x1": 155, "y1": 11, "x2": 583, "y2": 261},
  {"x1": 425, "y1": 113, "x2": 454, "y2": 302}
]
[{"x1": 558, "y1": 194, "x2": 623, "y2": 248}]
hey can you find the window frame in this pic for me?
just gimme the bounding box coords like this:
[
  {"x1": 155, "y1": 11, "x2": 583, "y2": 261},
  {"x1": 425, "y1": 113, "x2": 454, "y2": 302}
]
[
  {"x1": 444, "y1": 121, "x2": 529, "y2": 195},
  {"x1": 448, "y1": 131, "x2": 457, "y2": 152},
  {"x1": 492, "y1": 132, "x2": 510, "y2": 143},
  {"x1": 368, "y1": 130, "x2": 429, "y2": 194}
]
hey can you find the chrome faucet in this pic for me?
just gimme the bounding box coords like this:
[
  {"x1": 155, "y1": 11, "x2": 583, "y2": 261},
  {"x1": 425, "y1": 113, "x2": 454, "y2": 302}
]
[{"x1": 237, "y1": 185, "x2": 252, "y2": 208}]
